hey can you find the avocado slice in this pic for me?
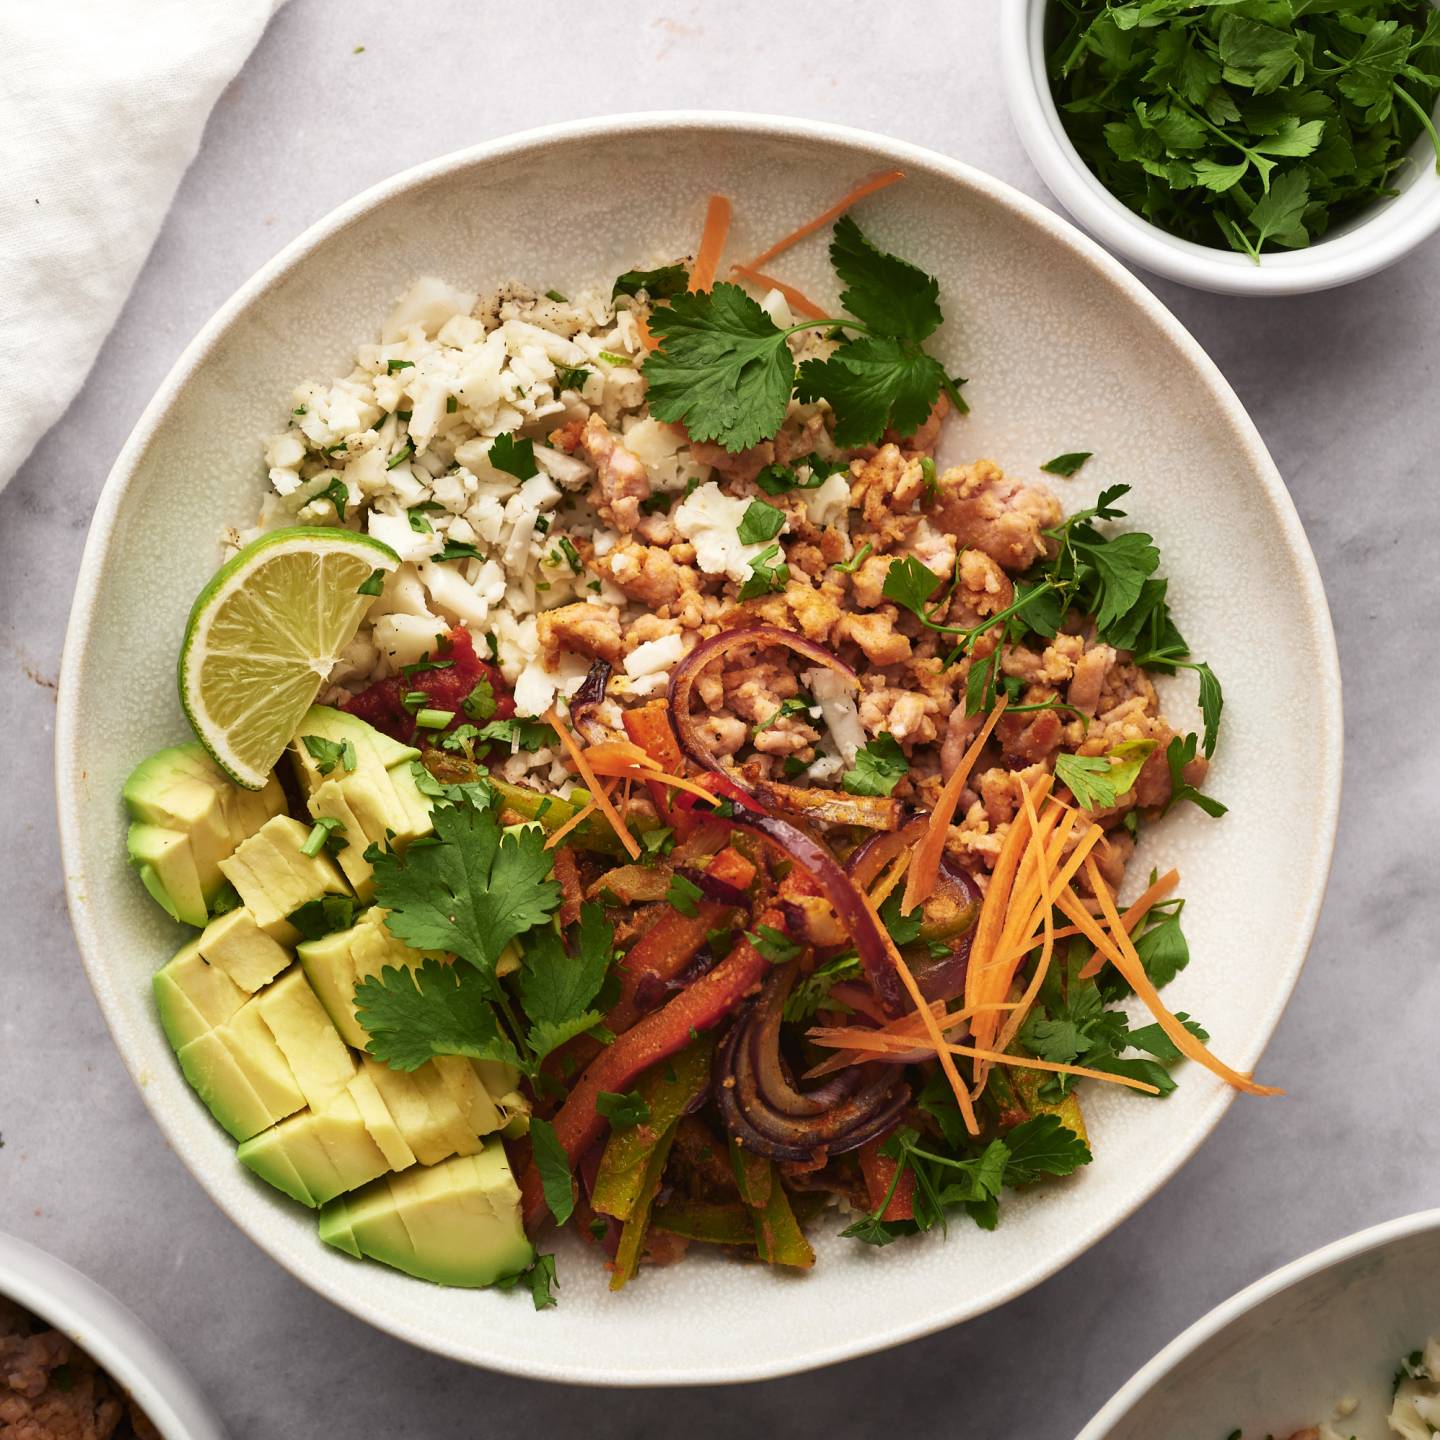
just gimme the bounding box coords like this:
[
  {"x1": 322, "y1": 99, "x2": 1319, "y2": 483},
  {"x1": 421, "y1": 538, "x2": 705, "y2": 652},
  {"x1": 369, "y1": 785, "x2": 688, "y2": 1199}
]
[
  {"x1": 306, "y1": 779, "x2": 376, "y2": 900},
  {"x1": 360, "y1": 1057, "x2": 459, "y2": 1167},
  {"x1": 253, "y1": 970, "x2": 357, "y2": 1114},
  {"x1": 175, "y1": 1031, "x2": 278, "y2": 1143},
  {"x1": 124, "y1": 743, "x2": 285, "y2": 925},
  {"x1": 298, "y1": 907, "x2": 443, "y2": 1048},
  {"x1": 195, "y1": 908, "x2": 291, "y2": 993},
  {"x1": 346, "y1": 1070, "x2": 416, "y2": 1172},
  {"x1": 221, "y1": 1003, "x2": 308, "y2": 1120},
  {"x1": 318, "y1": 1145, "x2": 532, "y2": 1287},
  {"x1": 218, "y1": 816, "x2": 350, "y2": 942},
  {"x1": 431, "y1": 1056, "x2": 504, "y2": 1140},
  {"x1": 153, "y1": 940, "x2": 249, "y2": 1050},
  {"x1": 289, "y1": 706, "x2": 419, "y2": 794},
  {"x1": 237, "y1": 1089, "x2": 391, "y2": 1207}
]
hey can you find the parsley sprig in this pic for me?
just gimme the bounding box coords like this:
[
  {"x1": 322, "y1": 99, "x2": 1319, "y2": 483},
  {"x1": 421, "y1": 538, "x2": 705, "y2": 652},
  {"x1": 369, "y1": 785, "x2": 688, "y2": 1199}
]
[{"x1": 643, "y1": 216, "x2": 964, "y2": 452}]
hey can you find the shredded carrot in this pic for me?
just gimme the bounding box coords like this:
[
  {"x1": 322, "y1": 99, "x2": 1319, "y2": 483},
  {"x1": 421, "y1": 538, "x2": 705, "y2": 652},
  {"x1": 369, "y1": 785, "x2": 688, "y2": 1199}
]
[
  {"x1": 1076, "y1": 868, "x2": 1180, "y2": 978},
  {"x1": 579, "y1": 740, "x2": 661, "y2": 773},
  {"x1": 806, "y1": 1027, "x2": 1162, "y2": 1095},
  {"x1": 543, "y1": 707, "x2": 641, "y2": 860},
  {"x1": 636, "y1": 312, "x2": 659, "y2": 353},
  {"x1": 961, "y1": 772, "x2": 1053, "y2": 1016},
  {"x1": 543, "y1": 798, "x2": 599, "y2": 851},
  {"x1": 688, "y1": 195, "x2": 732, "y2": 293},
  {"x1": 573, "y1": 756, "x2": 723, "y2": 806},
  {"x1": 859, "y1": 890, "x2": 980, "y2": 1137},
  {"x1": 743, "y1": 169, "x2": 906, "y2": 270},
  {"x1": 902, "y1": 698, "x2": 1008, "y2": 915},
  {"x1": 1062, "y1": 859, "x2": 1283, "y2": 1098},
  {"x1": 868, "y1": 850, "x2": 911, "y2": 910},
  {"x1": 728, "y1": 263, "x2": 827, "y2": 320}
]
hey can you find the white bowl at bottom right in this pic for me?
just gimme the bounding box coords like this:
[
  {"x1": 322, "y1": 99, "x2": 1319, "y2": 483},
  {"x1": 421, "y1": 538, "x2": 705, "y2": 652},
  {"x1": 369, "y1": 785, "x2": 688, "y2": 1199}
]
[{"x1": 1079, "y1": 1209, "x2": 1440, "y2": 1440}]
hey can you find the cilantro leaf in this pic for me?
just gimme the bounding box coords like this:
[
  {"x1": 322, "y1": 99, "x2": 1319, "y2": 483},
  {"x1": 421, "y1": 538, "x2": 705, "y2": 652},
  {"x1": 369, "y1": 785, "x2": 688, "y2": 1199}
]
[
  {"x1": 516, "y1": 903, "x2": 612, "y2": 1062},
  {"x1": 529, "y1": 1117, "x2": 575, "y2": 1226},
  {"x1": 736, "y1": 498, "x2": 786, "y2": 545},
  {"x1": 356, "y1": 568, "x2": 386, "y2": 597},
  {"x1": 796, "y1": 335, "x2": 949, "y2": 448},
  {"x1": 828, "y1": 213, "x2": 942, "y2": 342},
  {"x1": 595, "y1": 1091, "x2": 651, "y2": 1128},
  {"x1": 527, "y1": 1253, "x2": 559, "y2": 1310},
  {"x1": 372, "y1": 797, "x2": 561, "y2": 980},
  {"x1": 665, "y1": 872, "x2": 704, "y2": 918},
  {"x1": 754, "y1": 454, "x2": 842, "y2": 495},
  {"x1": 1002, "y1": 1115, "x2": 1092, "y2": 1184},
  {"x1": 286, "y1": 894, "x2": 356, "y2": 941},
  {"x1": 302, "y1": 734, "x2": 356, "y2": 777},
  {"x1": 842, "y1": 734, "x2": 909, "y2": 797},
  {"x1": 555, "y1": 366, "x2": 591, "y2": 391},
  {"x1": 353, "y1": 959, "x2": 521, "y2": 1071},
  {"x1": 736, "y1": 541, "x2": 789, "y2": 601},
  {"x1": 488, "y1": 432, "x2": 538, "y2": 480},
  {"x1": 745, "y1": 924, "x2": 802, "y2": 966},
  {"x1": 1163, "y1": 733, "x2": 1228, "y2": 818},
  {"x1": 1053, "y1": 739, "x2": 1155, "y2": 811},
  {"x1": 1187, "y1": 660, "x2": 1224, "y2": 757},
  {"x1": 1040, "y1": 451, "x2": 1093, "y2": 477},
  {"x1": 643, "y1": 284, "x2": 796, "y2": 451},
  {"x1": 612, "y1": 263, "x2": 689, "y2": 300},
  {"x1": 881, "y1": 553, "x2": 942, "y2": 614}
]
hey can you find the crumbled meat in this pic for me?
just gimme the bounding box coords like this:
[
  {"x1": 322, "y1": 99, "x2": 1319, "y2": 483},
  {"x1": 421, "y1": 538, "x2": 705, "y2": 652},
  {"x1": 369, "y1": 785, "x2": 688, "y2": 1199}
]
[
  {"x1": 1067, "y1": 643, "x2": 1115, "y2": 717},
  {"x1": 537, "y1": 602, "x2": 622, "y2": 665},
  {"x1": 835, "y1": 608, "x2": 912, "y2": 666},
  {"x1": 932, "y1": 459, "x2": 1062, "y2": 572},
  {"x1": 580, "y1": 414, "x2": 651, "y2": 532},
  {"x1": 858, "y1": 685, "x2": 941, "y2": 747},
  {"x1": 595, "y1": 538, "x2": 688, "y2": 608}
]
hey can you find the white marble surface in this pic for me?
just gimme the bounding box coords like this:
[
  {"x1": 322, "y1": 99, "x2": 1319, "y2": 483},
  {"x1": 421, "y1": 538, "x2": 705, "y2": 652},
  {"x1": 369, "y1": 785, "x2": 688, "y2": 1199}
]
[{"x1": 2, "y1": 2, "x2": 1437, "y2": 1436}]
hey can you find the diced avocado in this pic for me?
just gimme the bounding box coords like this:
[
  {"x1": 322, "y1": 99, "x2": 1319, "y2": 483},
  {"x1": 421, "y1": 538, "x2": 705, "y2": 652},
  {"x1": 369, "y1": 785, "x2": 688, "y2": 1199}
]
[
  {"x1": 431, "y1": 1056, "x2": 504, "y2": 1140},
  {"x1": 290, "y1": 706, "x2": 420, "y2": 794},
  {"x1": 319, "y1": 1146, "x2": 532, "y2": 1287},
  {"x1": 219, "y1": 816, "x2": 350, "y2": 941},
  {"x1": 195, "y1": 908, "x2": 291, "y2": 993},
  {"x1": 237, "y1": 1090, "x2": 390, "y2": 1207},
  {"x1": 411, "y1": 1062, "x2": 484, "y2": 1159},
  {"x1": 153, "y1": 940, "x2": 248, "y2": 1050},
  {"x1": 361, "y1": 1057, "x2": 458, "y2": 1167},
  {"x1": 298, "y1": 907, "x2": 442, "y2": 1048},
  {"x1": 124, "y1": 743, "x2": 285, "y2": 924},
  {"x1": 235, "y1": 1125, "x2": 318, "y2": 1207},
  {"x1": 174, "y1": 1030, "x2": 285, "y2": 1142},
  {"x1": 221, "y1": 1003, "x2": 308, "y2": 1120},
  {"x1": 316, "y1": 1197, "x2": 362, "y2": 1257},
  {"x1": 306, "y1": 779, "x2": 376, "y2": 900},
  {"x1": 346, "y1": 1070, "x2": 416, "y2": 1172},
  {"x1": 127, "y1": 822, "x2": 209, "y2": 928},
  {"x1": 253, "y1": 969, "x2": 357, "y2": 1114}
]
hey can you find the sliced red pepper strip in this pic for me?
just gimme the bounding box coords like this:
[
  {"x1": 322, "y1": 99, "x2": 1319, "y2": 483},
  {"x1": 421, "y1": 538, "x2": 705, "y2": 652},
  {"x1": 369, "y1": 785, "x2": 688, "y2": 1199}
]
[
  {"x1": 858, "y1": 1135, "x2": 916, "y2": 1222},
  {"x1": 551, "y1": 845, "x2": 584, "y2": 928},
  {"x1": 622, "y1": 700, "x2": 686, "y2": 825},
  {"x1": 607, "y1": 846, "x2": 757, "y2": 1033},
  {"x1": 520, "y1": 914, "x2": 779, "y2": 1229}
]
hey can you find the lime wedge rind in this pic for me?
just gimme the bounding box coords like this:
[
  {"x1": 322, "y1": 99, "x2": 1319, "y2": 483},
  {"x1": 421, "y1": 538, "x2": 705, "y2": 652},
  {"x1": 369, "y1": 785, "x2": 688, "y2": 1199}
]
[{"x1": 178, "y1": 527, "x2": 398, "y2": 788}]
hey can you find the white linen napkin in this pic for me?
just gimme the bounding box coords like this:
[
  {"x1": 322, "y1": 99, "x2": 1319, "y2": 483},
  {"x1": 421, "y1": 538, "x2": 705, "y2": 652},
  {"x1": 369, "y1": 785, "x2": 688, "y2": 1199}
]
[{"x1": 0, "y1": 0, "x2": 282, "y2": 491}]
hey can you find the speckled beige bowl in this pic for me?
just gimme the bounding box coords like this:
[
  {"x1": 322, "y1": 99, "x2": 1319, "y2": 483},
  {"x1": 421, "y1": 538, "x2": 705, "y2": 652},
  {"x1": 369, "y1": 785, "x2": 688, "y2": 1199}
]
[{"x1": 57, "y1": 114, "x2": 1342, "y2": 1385}]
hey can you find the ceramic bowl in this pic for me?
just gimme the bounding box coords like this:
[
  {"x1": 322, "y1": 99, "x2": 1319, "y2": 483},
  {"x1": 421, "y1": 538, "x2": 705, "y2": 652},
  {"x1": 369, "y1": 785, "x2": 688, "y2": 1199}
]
[
  {"x1": 57, "y1": 113, "x2": 1342, "y2": 1384},
  {"x1": 0, "y1": 1230, "x2": 226, "y2": 1438},
  {"x1": 1002, "y1": 0, "x2": 1440, "y2": 295},
  {"x1": 1078, "y1": 1209, "x2": 1440, "y2": 1439}
]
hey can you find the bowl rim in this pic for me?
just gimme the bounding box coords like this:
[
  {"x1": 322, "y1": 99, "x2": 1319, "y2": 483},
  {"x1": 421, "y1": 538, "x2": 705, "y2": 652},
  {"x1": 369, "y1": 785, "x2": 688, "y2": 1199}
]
[
  {"x1": 1075, "y1": 1207, "x2": 1440, "y2": 1439},
  {"x1": 1000, "y1": 0, "x2": 1440, "y2": 296},
  {"x1": 55, "y1": 110, "x2": 1344, "y2": 1384},
  {"x1": 0, "y1": 1230, "x2": 227, "y2": 1439}
]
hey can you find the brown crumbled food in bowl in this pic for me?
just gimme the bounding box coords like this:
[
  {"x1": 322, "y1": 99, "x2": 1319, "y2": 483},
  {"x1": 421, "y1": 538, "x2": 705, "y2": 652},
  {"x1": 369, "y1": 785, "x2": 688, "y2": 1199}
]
[{"x1": 0, "y1": 1297, "x2": 158, "y2": 1440}]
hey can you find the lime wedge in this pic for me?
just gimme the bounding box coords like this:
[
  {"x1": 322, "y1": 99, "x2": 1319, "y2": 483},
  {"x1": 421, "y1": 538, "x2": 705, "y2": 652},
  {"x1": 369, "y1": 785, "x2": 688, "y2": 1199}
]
[{"x1": 178, "y1": 527, "x2": 398, "y2": 788}]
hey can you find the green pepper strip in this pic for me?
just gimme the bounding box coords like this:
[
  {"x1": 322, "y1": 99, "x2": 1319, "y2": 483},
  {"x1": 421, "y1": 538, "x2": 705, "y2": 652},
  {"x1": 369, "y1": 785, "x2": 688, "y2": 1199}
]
[
  {"x1": 651, "y1": 1200, "x2": 756, "y2": 1247},
  {"x1": 752, "y1": 1170, "x2": 815, "y2": 1269},
  {"x1": 727, "y1": 1137, "x2": 772, "y2": 1209},
  {"x1": 591, "y1": 1039, "x2": 712, "y2": 1221},
  {"x1": 609, "y1": 1125, "x2": 679, "y2": 1292}
]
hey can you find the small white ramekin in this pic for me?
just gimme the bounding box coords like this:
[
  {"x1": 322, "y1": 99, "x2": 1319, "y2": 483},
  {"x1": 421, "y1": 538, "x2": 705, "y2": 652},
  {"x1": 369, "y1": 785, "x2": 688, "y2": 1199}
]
[
  {"x1": 1002, "y1": 0, "x2": 1440, "y2": 295},
  {"x1": 0, "y1": 1231, "x2": 226, "y2": 1439}
]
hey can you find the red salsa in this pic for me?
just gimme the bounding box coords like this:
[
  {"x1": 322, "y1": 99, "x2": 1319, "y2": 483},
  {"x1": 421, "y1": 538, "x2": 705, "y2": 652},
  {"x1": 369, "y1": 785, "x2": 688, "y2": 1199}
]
[{"x1": 343, "y1": 626, "x2": 514, "y2": 744}]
